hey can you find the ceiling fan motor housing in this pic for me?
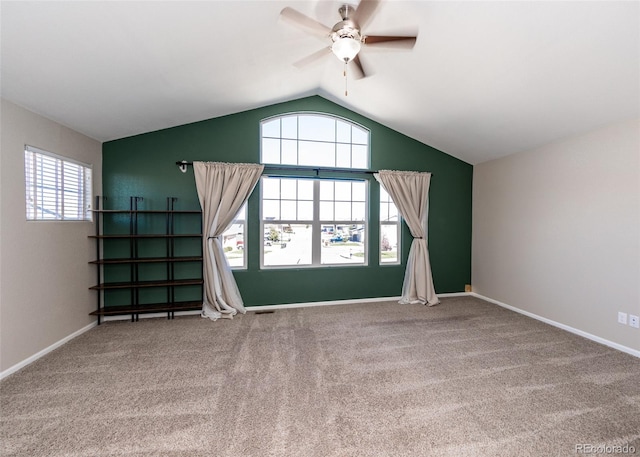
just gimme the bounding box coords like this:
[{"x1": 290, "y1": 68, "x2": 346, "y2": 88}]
[
  {"x1": 332, "y1": 4, "x2": 363, "y2": 43},
  {"x1": 331, "y1": 20, "x2": 362, "y2": 43}
]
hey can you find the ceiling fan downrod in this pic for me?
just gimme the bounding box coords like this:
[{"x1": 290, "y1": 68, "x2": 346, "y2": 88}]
[{"x1": 339, "y1": 4, "x2": 355, "y2": 21}]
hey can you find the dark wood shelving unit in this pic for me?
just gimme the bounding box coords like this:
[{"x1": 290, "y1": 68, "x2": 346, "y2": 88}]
[{"x1": 89, "y1": 196, "x2": 204, "y2": 324}]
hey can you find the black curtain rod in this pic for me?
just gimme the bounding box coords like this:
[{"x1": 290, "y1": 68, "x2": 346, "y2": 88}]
[
  {"x1": 176, "y1": 161, "x2": 378, "y2": 175},
  {"x1": 176, "y1": 161, "x2": 434, "y2": 177}
]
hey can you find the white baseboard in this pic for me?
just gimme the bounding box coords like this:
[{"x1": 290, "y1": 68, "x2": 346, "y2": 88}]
[
  {"x1": 470, "y1": 292, "x2": 640, "y2": 359},
  {"x1": 246, "y1": 296, "x2": 404, "y2": 311},
  {"x1": 0, "y1": 321, "x2": 97, "y2": 381},
  {"x1": 89, "y1": 293, "x2": 467, "y2": 321},
  {"x1": 245, "y1": 293, "x2": 467, "y2": 311}
]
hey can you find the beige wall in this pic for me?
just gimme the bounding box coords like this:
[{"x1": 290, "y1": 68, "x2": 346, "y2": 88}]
[
  {"x1": 0, "y1": 99, "x2": 102, "y2": 373},
  {"x1": 473, "y1": 118, "x2": 640, "y2": 352}
]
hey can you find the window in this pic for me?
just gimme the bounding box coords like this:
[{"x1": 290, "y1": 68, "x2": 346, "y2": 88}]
[
  {"x1": 380, "y1": 187, "x2": 400, "y2": 264},
  {"x1": 262, "y1": 177, "x2": 367, "y2": 267},
  {"x1": 24, "y1": 145, "x2": 92, "y2": 221},
  {"x1": 221, "y1": 203, "x2": 247, "y2": 269},
  {"x1": 260, "y1": 113, "x2": 371, "y2": 268},
  {"x1": 261, "y1": 113, "x2": 369, "y2": 169},
  {"x1": 319, "y1": 180, "x2": 366, "y2": 265}
]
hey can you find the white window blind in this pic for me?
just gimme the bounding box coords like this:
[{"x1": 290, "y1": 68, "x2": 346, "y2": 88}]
[{"x1": 24, "y1": 145, "x2": 92, "y2": 221}]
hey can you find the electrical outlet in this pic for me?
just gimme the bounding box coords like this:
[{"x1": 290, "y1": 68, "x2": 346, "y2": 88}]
[
  {"x1": 618, "y1": 312, "x2": 628, "y2": 325},
  {"x1": 629, "y1": 315, "x2": 639, "y2": 329}
]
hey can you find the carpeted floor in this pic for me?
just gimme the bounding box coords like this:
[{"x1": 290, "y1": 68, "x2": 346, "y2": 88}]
[{"x1": 1, "y1": 296, "x2": 639, "y2": 456}]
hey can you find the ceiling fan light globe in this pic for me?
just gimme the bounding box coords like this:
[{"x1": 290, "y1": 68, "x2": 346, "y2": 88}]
[{"x1": 331, "y1": 37, "x2": 361, "y2": 63}]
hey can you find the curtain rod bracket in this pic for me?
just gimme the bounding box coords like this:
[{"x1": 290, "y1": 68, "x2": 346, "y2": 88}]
[{"x1": 178, "y1": 160, "x2": 189, "y2": 173}]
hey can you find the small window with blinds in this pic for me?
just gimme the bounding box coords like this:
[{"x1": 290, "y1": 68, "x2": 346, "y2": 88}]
[{"x1": 24, "y1": 145, "x2": 93, "y2": 221}]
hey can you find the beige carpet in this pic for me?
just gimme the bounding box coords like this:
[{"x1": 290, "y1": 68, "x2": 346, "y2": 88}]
[{"x1": 1, "y1": 296, "x2": 639, "y2": 456}]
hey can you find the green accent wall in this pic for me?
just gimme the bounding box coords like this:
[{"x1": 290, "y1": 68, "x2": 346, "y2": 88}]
[{"x1": 102, "y1": 95, "x2": 472, "y2": 306}]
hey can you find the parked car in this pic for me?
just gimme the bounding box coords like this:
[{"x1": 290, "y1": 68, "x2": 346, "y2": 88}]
[{"x1": 330, "y1": 234, "x2": 345, "y2": 242}]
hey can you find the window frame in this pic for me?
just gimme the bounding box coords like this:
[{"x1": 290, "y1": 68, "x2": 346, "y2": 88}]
[
  {"x1": 24, "y1": 145, "x2": 93, "y2": 222},
  {"x1": 260, "y1": 112, "x2": 370, "y2": 170},
  {"x1": 260, "y1": 176, "x2": 369, "y2": 269},
  {"x1": 259, "y1": 112, "x2": 374, "y2": 270}
]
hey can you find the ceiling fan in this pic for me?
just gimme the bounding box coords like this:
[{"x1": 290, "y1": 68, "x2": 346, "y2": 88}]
[{"x1": 280, "y1": 0, "x2": 418, "y2": 80}]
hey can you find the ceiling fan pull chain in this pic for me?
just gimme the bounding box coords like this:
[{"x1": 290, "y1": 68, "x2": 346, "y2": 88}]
[{"x1": 344, "y1": 62, "x2": 348, "y2": 96}]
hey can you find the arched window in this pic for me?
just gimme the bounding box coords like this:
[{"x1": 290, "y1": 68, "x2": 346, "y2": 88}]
[{"x1": 261, "y1": 113, "x2": 369, "y2": 169}]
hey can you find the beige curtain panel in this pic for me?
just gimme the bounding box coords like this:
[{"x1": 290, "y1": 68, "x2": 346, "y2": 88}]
[
  {"x1": 194, "y1": 161, "x2": 264, "y2": 320},
  {"x1": 374, "y1": 170, "x2": 439, "y2": 306}
]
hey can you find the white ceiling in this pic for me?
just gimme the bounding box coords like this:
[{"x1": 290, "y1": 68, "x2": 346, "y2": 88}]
[{"x1": 1, "y1": 1, "x2": 638, "y2": 165}]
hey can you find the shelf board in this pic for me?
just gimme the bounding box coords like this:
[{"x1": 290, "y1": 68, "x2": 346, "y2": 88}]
[
  {"x1": 93, "y1": 210, "x2": 201, "y2": 214},
  {"x1": 89, "y1": 234, "x2": 202, "y2": 239},
  {"x1": 90, "y1": 300, "x2": 202, "y2": 316},
  {"x1": 90, "y1": 279, "x2": 203, "y2": 290},
  {"x1": 90, "y1": 256, "x2": 203, "y2": 265}
]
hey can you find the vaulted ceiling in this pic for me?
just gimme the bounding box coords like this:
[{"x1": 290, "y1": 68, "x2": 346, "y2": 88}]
[{"x1": 1, "y1": 1, "x2": 638, "y2": 165}]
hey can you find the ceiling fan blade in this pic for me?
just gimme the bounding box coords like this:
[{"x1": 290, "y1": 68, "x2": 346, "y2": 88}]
[
  {"x1": 363, "y1": 35, "x2": 417, "y2": 49},
  {"x1": 352, "y1": 0, "x2": 382, "y2": 29},
  {"x1": 350, "y1": 55, "x2": 367, "y2": 80},
  {"x1": 280, "y1": 7, "x2": 331, "y2": 38},
  {"x1": 293, "y1": 47, "x2": 332, "y2": 69}
]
